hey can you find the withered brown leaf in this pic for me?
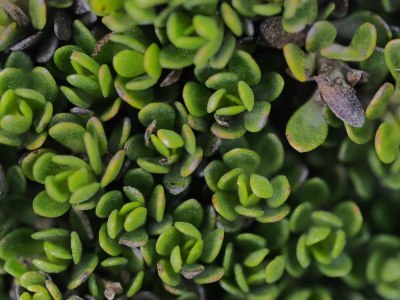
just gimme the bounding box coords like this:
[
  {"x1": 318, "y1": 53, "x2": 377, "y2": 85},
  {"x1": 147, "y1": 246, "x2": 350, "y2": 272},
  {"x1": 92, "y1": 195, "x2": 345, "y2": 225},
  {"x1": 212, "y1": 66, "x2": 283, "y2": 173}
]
[
  {"x1": 314, "y1": 73, "x2": 365, "y2": 127},
  {"x1": 258, "y1": 17, "x2": 306, "y2": 49},
  {"x1": 160, "y1": 69, "x2": 182, "y2": 87},
  {"x1": 10, "y1": 31, "x2": 43, "y2": 51},
  {"x1": 0, "y1": 0, "x2": 29, "y2": 26},
  {"x1": 54, "y1": 11, "x2": 72, "y2": 41}
]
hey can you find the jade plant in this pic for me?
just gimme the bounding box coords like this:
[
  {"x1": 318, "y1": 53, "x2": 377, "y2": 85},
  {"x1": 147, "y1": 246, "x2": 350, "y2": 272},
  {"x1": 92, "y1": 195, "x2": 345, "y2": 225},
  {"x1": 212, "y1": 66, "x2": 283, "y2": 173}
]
[{"x1": 1, "y1": 0, "x2": 400, "y2": 299}]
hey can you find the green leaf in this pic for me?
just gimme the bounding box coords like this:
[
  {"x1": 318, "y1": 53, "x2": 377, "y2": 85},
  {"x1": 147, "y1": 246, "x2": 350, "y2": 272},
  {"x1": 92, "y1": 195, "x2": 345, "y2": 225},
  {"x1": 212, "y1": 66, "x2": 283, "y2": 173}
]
[
  {"x1": 183, "y1": 81, "x2": 212, "y2": 117},
  {"x1": 69, "y1": 182, "x2": 101, "y2": 204},
  {"x1": 73, "y1": 20, "x2": 96, "y2": 54},
  {"x1": 180, "y1": 146, "x2": 203, "y2": 177},
  {"x1": 144, "y1": 43, "x2": 162, "y2": 79},
  {"x1": 99, "y1": 223, "x2": 122, "y2": 256},
  {"x1": 223, "y1": 148, "x2": 260, "y2": 174},
  {"x1": 321, "y1": 22, "x2": 377, "y2": 62},
  {"x1": 157, "y1": 259, "x2": 181, "y2": 286},
  {"x1": 306, "y1": 21, "x2": 337, "y2": 52},
  {"x1": 170, "y1": 246, "x2": 182, "y2": 273},
  {"x1": 194, "y1": 266, "x2": 224, "y2": 284},
  {"x1": 286, "y1": 99, "x2": 328, "y2": 152},
  {"x1": 148, "y1": 185, "x2": 166, "y2": 223},
  {"x1": 173, "y1": 199, "x2": 204, "y2": 228},
  {"x1": 306, "y1": 226, "x2": 331, "y2": 246},
  {"x1": 283, "y1": 43, "x2": 313, "y2": 82},
  {"x1": 156, "y1": 226, "x2": 182, "y2": 256},
  {"x1": 71, "y1": 231, "x2": 82, "y2": 264},
  {"x1": 68, "y1": 254, "x2": 98, "y2": 289},
  {"x1": 157, "y1": 129, "x2": 184, "y2": 149},
  {"x1": 127, "y1": 271, "x2": 144, "y2": 297},
  {"x1": 175, "y1": 222, "x2": 202, "y2": 240},
  {"x1": 317, "y1": 253, "x2": 352, "y2": 277},
  {"x1": 113, "y1": 50, "x2": 145, "y2": 78},
  {"x1": 101, "y1": 150, "x2": 125, "y2": 187},
  {"x1": 256, "y1": 205, "x2": 291, "y2": 223},
  {"x1": 49, "y1": 122, "x2": 86, "y2": 153},
  {"x1": 212, "y1": 192, "x2": 238, "y2": 221},
  {"x1": 218, "y1": 168, "x2": 244, "y2": 191},
  {"x1": 138, "y1": 102, "x2": 176, "y2": 130},
  {"x1": 345, "y1": 120, "x2": 374, "y2": 145},
  {"x1": 375, "y1": 122, "x2": 400, "y2": 164},
  {"x1": 282, "y1": 0, "x2": 318, "y2": 33},
  {"x1": 221, "y1": 3, "x2": 243, "y2": 36},
  {"x1": 250, "y1": 174, "x2": 273, "y2": 198},
  {"x1": 296, "y1": 235, "x2": 311, "y2": 268},
  {"x1": 33, "y1": 191, "x2": 70, "y2": 218},
  {"x1": 265, "y1": 255, "x2": 286, "y2": 283},
  {"x1": 159, "y1": 45, "x2": 196, "y2": 69},
  {"x1": 366, "y1": 82, "x2": 394, "y2": 120},
  {"x1": 202, "y1": 229, "x2": 224, "y2": 263},
  {"x1": 244, "y1": 248, "x2": 269, "y2": 267},
  {"x1": 290, "y1": 203, "x2": 313, "y2": 232},
  {"x1": 0, "y1": 228, "x2": 41, "y2": 260},
  {"x1": 234, "y1": 263, "x2": 249, "y2": 293},
  {"x1": 237, "y1": 81, "x2": 254, "y2": 111},
  {"x1": 124, "y1": 207, "x2": 147, "y2": 232},
  {"x1": 228, "y1": 50, "x2": 261, "y2": 86},
  {"x1": 44, "y1": 241, "x2": 71, "y2": 260},
  {"x1": 186, "y1": 239, "x2": 204, "y2": 264},
  {"x1": 32, "y1": 258, "x2": 68, "y2": 273},
  {"x1": 311, "y1": 211, "x2": 343, "y2": 228},
  {"x1": 385, "y1": 39, "x2": 400, "y2": 82},
  {"x1": 243, "y1": 101, "x2": 271, "y2": 133},
  {"x1": 334, "y1": 201, "x2": 363, "y2": 237},
  {"x1": 268, "y1": 175, "x2": 290, "y2": 208},
  {"x1": 119, "y1": 228, "x2": 149, "y2": 248}
]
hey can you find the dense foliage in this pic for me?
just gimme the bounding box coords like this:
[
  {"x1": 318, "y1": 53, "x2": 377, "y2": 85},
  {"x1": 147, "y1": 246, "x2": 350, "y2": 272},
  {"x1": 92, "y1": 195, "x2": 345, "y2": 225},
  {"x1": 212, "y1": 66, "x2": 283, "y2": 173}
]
[{"x1": 0, "y1": 0, "x2": 400, "y2": 299}]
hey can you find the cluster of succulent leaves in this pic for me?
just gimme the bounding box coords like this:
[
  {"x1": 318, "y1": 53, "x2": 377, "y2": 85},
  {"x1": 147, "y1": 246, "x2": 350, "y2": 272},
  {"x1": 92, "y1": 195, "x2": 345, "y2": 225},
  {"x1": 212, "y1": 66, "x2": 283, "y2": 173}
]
[{"x1": 0, "y1": 0, "x2": 400, "y2": 299}]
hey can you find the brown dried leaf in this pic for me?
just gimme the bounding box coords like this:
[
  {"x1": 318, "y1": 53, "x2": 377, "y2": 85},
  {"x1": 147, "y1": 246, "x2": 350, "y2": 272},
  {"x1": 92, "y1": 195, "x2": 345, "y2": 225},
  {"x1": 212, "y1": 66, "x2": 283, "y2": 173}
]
[
  {"x1": 36, "y1": 33, "x2": 59, "y2": 63},
  {"x1": 145, "y1": 120, "x2": 157, "y2": 147},
  {"x1": 54, "y1": 11, "x2": 72, "y2": 41},
  {"x1": 79, "y1": 12, "x2": 97, "y2": 27},
  {"x1": 10, "y1": 31, "x2": 42, "y2": 51},
  {"x1": 160, "y1": 69, "x2": 182, "y2": 87},
  {"x1": 259, "y1": 17, "x2": 306, "y2": 49},
  {"x1": 315, "y1": 73, "x2": 365, "y2": 127},
  {"x1": 0, "y1": 0, "x2": 29, "y2": 26},
  {"x1": 74, "y1": 0, "x2": 90, "y2": 15},
  {"x1": 92, "y1": 32, "x2": 114, "y2": 57}
]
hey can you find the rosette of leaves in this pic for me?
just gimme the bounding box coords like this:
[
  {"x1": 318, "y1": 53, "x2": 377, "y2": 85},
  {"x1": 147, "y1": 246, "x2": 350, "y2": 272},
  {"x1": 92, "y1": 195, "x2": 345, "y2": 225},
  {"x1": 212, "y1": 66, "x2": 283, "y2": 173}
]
[
  {"x1": 287, "y1": 196, "x2": 363, "y2": 278},
  {"x1": 57, "y1": 24, "x2": 170, "y2": 119},
  {"x1": 137, "y1": 198, "x2": 225, "y2": 295},
  {"x1": 0, "y1": 51, "x2": 57, "y2": 149},
  {"x1": 366, "y1": 235, "x2": 400, "y2": 299},
  {"x1": 21, "y1": 116, "x2": 126, "y2": 218},
  {"x1": 219, "y1": 231, "x2": 286, "y2": 299},
  {"x1": 90, "y1": 1, "x2": 225, "y2": 69},
  {"x1": 123, "y1": 101, "x2": 204, "y2": 196},
  {"x1": 97, "y1": 183, "x2": 156, "y2": 257},
  {"x1": 0, "y1": 227, "x2": 102, "y2": 299},
  {"x1": 57, "y1": 48, "x2": 125, "y2": 121},
  {"x1": 185, "y1": 52, "x2": 284, "y2": 140},
  {"x1": 204, "y1": 146, "x2": 290, "y2": 226},
  {"x1": 284, "y1": 20, "x2": 379, "y2": 153}
]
